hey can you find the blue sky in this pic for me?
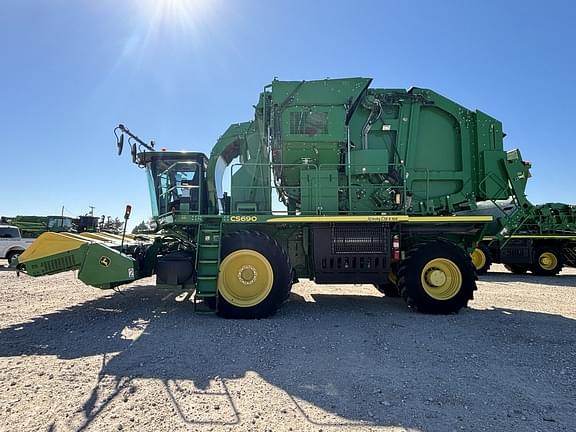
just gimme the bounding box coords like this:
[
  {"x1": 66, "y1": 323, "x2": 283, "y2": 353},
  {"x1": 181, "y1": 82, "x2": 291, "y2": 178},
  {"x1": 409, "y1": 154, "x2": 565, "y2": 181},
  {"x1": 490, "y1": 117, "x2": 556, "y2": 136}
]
[{"x1": 1, "y1": 0, "x2": 575, "y2": 227}]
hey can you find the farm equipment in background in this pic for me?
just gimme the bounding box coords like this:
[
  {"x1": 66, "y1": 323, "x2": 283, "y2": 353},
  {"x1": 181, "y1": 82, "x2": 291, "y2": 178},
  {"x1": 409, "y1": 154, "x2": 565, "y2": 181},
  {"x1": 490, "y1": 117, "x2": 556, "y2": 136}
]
[
  {"x1": 16, "y1": 77, "x2": 544, "y2": 317},
  {"x1": 469, "y1": 201, "x2": 576, "y2": 276},
  {"x1": 1, "y1": 214, "x2": 101, "y2": 238},
  {"x1": 1, "y1": 215, "x2": 75, "y2": 238}
]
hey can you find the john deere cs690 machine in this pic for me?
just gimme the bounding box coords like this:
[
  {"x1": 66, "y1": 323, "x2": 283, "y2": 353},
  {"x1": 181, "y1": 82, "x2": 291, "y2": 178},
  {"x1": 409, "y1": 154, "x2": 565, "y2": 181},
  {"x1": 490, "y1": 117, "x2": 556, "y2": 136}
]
[{"x1": 16, "y1": 78, "x2": 538, "y2": 317}]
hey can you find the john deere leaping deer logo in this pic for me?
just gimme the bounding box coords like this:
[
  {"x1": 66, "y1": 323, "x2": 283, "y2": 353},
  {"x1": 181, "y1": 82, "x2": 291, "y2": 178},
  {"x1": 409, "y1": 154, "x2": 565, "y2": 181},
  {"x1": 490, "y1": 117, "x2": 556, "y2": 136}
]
[{"x1": 99, "y1": 256, "x2": 111, "y2": 267}]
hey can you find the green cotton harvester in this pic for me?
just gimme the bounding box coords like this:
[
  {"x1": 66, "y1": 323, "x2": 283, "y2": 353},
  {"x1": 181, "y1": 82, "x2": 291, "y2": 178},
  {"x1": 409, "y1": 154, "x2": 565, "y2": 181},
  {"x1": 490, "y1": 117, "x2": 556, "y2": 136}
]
[{"x1": 16, "y1": 77, "x2": 539, "y2": 317}]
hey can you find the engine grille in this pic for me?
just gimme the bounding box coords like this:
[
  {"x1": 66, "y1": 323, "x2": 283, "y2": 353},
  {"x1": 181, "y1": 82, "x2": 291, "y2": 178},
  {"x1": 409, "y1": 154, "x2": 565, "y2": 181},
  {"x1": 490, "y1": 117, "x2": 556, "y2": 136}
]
[{"x1": 312, "y1": 223, "x2": 391, "y2": 284}]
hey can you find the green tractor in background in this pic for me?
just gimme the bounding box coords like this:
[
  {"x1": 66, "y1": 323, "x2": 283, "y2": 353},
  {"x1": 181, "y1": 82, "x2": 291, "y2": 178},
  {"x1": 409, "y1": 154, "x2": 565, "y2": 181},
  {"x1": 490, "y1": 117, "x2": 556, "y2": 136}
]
[
  {"x1": 469, "y1": 200, "x2": 576, "y2": 276},
  {"x1": 2, "y1": 214, "x2": 101, "y2": 238}
]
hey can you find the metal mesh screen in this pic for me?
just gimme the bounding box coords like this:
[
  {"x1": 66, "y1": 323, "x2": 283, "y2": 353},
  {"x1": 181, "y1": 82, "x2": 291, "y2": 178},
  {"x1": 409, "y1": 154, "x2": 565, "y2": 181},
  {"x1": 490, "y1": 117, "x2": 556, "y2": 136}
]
[
  {"x1": 289, "y1": 111, "x2": 328, "y2": 135},
  {"x1": 331, "y1": 225, "x2": 388, "y2": 254}
]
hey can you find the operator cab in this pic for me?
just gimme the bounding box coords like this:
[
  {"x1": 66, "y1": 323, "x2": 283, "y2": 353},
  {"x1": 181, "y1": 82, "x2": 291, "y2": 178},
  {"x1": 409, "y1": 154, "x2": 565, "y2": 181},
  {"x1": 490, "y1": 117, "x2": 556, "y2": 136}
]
[{"x1": 139, "y1": 151, "x2": 209, "y2": 217}]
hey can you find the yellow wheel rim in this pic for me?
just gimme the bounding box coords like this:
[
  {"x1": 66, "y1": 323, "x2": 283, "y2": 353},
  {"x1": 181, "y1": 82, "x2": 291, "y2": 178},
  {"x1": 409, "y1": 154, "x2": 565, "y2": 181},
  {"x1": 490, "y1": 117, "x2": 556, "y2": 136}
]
[
  {"x1": 421, "y1": 258, "x2": 462, "y2": 300},
  {"x1": 538, "y1": 252, "x2": 558, "y2": 271},
  {"x1": 218, "y1": 249, "x2": 274, "y2": 307},
  {"x1": 471, "y1": 248, "x2": 486, "y2": 271}
]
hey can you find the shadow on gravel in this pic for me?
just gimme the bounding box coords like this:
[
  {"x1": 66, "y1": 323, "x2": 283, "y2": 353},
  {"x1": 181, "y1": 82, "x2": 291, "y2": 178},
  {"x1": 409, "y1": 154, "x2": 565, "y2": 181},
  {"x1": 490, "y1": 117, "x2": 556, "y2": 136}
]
[
  {"x1": 0, "y1": 286, "x2": 575, "y2": 431},
  {"x1": 480, "y1": 271, "x2": 576, "y2": 287}
]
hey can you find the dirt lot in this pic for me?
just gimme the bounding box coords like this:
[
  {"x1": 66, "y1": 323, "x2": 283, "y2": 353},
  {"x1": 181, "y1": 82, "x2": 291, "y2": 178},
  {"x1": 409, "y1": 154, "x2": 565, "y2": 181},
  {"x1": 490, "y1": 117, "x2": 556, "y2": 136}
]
[{"x1": 0, "y1": 261, "x2": 574, "y2": 432}]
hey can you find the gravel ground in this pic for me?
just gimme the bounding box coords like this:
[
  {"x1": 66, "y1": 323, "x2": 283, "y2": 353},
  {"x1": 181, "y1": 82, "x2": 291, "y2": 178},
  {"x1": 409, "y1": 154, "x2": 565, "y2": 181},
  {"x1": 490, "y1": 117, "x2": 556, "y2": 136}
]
[{"x1": 0, "y1": 260, "x2": 575, "y2": 432}]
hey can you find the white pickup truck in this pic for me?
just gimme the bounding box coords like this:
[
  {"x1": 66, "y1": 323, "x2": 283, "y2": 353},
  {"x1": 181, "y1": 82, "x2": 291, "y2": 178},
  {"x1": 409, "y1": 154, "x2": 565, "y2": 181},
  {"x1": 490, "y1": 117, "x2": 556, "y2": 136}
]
[{"x1": 0, "y1": 225, "x2": 34, "y2": 264}]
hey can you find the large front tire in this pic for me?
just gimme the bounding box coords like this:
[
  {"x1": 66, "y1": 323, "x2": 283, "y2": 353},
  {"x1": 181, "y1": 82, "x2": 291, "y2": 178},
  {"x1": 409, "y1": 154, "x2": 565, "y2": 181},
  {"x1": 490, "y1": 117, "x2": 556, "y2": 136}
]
[
  {"x1": 398, "y1": 241, "x2": 476, "y2": 314},
  {"x1": 217, "y1": 231, "x2": 291, "y2": 319}
]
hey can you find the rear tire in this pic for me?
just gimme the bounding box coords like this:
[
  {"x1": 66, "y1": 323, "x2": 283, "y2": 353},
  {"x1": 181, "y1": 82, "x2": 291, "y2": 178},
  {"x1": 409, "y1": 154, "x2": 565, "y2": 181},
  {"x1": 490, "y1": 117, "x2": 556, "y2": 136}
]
[
  {"x1": 471, "y1": 243, "x2": 492, "y2": 275},
  {"x1": 504, "y1": 264, "x2": 529, "y2": 274},
  {"x1": 531, "y1": 246, "x2": 563, "y2": 276},
  {"x1": 398, "y1": 241, "x2": 476, "y2": 314},
  {"x1": 217, "y1": 231, "x2": 291, "y2": 319}
]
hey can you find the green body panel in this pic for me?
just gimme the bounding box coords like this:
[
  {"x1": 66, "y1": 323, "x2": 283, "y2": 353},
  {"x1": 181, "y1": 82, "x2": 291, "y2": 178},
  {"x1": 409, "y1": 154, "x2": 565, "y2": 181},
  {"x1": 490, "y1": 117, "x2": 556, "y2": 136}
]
[
  {"x1": 230, "y1": 162, "x2": 271, "y2": 213},
  {"x1": 77, "y1": 243, "x2": 136, "y2": 288},
  {"x1": 300, "y1": 169, "x2": 339, "y2": 213},
  {"x1": 349, "y1": 150, "x2": 390, "y2": 175}
]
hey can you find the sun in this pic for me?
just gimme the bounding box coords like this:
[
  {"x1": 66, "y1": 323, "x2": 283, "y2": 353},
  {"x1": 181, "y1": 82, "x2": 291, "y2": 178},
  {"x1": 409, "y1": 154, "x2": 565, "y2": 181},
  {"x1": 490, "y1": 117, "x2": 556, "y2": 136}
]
[
  {"x1": 137, "y1": 0, "x2": 218, "y2": 35},
  {"x1": 113, "y1": 0, "x2": 222, "y2": 67}
]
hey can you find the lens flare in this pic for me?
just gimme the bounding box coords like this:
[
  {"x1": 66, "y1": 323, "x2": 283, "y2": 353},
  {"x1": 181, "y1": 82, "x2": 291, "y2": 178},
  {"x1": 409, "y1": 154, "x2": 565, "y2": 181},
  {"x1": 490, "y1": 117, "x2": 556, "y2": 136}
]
[
  {"x1": 139, "y1": 0, "x2": 218, "y2": 34},
  {"x1": 115, "y1": 0, "x2": 221, "y2": 65}
]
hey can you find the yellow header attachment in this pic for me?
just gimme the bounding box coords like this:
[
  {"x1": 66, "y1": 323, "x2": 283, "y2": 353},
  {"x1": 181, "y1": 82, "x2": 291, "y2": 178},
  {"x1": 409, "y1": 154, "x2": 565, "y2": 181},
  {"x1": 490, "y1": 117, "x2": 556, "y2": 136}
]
[{"x1": 18, "y1": 232, "x2": 90, "y2": 264}]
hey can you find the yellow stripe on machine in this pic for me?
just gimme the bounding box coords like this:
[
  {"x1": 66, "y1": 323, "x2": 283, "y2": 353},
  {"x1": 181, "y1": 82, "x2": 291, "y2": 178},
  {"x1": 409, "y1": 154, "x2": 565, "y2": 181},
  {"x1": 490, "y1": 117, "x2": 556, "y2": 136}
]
[
  {"x1": 267, "y1": 215, "x2": 408, "y2": 223},
  {"x1": 79, "y1": 232, "x2": 124, "y2": 243},
  {"x1": 266, "y1": 215, "x2": 493, "y2": 223},
  {"x1": 484, "y1": 235, "x2": 576, "y2": 240},
  {"x1": 79, "y1": 232, "x2": 153, "y2": 243},
  {"x1": 18, "y1": 232, "x2": 89, "y2": 263},
  {"x1": 408, "y1": 216, "x2": 493, "y2": 223}
]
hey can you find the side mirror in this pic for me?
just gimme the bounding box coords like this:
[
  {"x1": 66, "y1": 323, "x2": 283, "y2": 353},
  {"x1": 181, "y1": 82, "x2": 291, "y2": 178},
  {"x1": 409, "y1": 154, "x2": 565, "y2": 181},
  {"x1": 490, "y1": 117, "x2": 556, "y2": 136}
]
[
  {"x1": 131, "y1": 143, "x2": 137, "y2": 163},
  {"x1": 117, "y1": 134, "x2": 124, "y2": 155}
]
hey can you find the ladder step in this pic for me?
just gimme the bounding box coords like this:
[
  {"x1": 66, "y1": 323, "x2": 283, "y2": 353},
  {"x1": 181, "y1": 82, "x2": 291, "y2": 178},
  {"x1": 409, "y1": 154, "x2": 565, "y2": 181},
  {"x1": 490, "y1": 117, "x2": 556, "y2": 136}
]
[
  {"x1": 198, "y1": 267, "x2": 219, "y2": 276},
  {"x1": 198, "y1": 249, "x2": 219, "y2": 260},
  {"x1": 195, "y1": 219, "x2": 222, "y2": 300}
]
